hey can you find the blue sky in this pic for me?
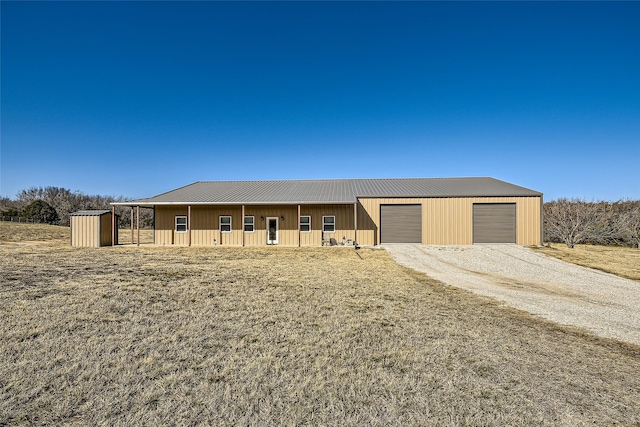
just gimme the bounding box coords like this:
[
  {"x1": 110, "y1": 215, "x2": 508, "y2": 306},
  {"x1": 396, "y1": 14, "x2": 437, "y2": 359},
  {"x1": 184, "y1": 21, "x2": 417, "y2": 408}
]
[{"x1": 1, "y1": 1, "x2": 638, "y2": 201}]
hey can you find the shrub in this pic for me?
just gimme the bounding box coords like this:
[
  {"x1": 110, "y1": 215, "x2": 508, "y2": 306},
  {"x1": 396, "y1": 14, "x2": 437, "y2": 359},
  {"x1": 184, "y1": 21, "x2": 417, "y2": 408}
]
[{"x1": 22, "y1": 200, "x2": 60, "y2": 225}]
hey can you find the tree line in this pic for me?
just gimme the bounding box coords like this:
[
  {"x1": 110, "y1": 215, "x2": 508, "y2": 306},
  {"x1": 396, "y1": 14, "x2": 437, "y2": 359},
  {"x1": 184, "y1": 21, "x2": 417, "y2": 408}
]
[
  {"x1": 1, "y1": 187, "x2": 639, "y2": 248},
  {"x1": 0, "y1": 186, "x2": 153, "y2": 228},
  {"x1": 544, "y1": 199, "x2": 640, "y2": 248}
]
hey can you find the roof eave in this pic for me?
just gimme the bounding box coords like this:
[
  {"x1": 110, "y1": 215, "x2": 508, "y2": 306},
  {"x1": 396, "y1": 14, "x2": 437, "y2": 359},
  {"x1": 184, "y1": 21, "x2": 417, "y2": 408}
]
[
  {"x1": 356, "y1": 193, "x2": 543, "y2": 198},
  {"x1": 111, "y1": 200, "x2": 358, "y2": 207}
]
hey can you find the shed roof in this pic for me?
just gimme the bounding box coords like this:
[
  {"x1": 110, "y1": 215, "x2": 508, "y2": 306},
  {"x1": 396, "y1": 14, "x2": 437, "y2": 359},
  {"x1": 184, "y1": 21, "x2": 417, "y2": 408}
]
[
  {"x1": 70, "y1": 210, "x2": 112, "y2": 216},
  {"x1": 113, "y1": 177, "x2": 541, "y2": 207}
]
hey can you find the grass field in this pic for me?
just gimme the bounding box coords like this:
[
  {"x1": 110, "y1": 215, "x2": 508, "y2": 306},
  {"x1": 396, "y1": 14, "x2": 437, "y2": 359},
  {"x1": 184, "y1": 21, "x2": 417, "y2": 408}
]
[
  {"x1": 0, "y1": 222, "x2": 153, "y2": 245},
  {"x1": 2, "y1": 223, "x2": 640, "y2": 425},
  {"x1": 535, "y1": 243, "x2": 640, "y2": 282},
  {"x1": 116, "y1": 228, "x2": 154, "y2": 245},
  {"x1": 0, "y1": 221, "x2": 69, "y2": 243}
]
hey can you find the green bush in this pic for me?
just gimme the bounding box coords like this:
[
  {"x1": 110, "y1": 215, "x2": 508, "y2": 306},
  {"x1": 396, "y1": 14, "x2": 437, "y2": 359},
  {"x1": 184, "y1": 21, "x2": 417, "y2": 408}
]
[{"x1": 22, "y1": 200, "x2": 60, "y2": 224}]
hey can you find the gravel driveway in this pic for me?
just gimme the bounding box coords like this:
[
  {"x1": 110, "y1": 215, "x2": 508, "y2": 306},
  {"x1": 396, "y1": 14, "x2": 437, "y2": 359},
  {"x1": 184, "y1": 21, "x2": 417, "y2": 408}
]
[{"x1": 385, "y1": 244, "x2": 640, "y2": 346}]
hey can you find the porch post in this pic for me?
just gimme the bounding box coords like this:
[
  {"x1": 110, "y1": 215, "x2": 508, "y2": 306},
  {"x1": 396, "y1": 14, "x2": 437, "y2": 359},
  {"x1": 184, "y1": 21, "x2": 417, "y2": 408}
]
[
  {"x1": 297, "y1": 204, "x2": 301, "y2": 247},
  {"x1": 136, "y1": 206, "x2": 140, "y2": 247},
  {"x1": 153, "y1": 207, "x2": 156, "y2": 245},
  {"x1": 130, "y1": 207, "x2": 134, "y2": 245},
  {"x1": 188, "y1": 205, "x2": 192, "y2": 247},
  {"x1": 112, "y1": 206, "x2": 115, "y2": 246},
  {"x1": 242, "y1": 205, "x2": 245, "y2": 247},
  {"x1": 354, "y1": 202, "x2": 358, "y2": 245}
]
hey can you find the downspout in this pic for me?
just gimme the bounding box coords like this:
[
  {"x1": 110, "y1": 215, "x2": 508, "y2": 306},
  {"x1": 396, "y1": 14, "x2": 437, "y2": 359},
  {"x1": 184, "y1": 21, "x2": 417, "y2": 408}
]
[
  {"x1": 242, "y1": 205, "x2": 245, "y2": 247},
  {"x1": 188, "y1": 205, "x2": 191, "y2": 247}
]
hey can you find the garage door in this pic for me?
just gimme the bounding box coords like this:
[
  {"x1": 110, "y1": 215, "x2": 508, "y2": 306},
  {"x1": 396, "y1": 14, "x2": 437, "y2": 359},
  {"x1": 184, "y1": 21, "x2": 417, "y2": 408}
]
[
  {"x1": 380, "y1": 204, "x2": 422, "y2": 243},
  {"x1": 473, "y1": 203, "x2": 516, "y2": 243}
]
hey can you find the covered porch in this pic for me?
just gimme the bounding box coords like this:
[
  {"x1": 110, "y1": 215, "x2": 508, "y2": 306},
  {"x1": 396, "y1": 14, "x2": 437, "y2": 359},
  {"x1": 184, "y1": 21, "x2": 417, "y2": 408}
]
[{"x1": 118, "y1": 202, "x2": 364, "y2": 247}]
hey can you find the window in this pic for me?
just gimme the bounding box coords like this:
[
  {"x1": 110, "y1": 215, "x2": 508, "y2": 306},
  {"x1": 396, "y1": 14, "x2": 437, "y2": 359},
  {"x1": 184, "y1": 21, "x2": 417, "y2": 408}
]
[
  {"x1": 322, "y1": 215, "x2": 335, "y2": 233},
  {"x1": 220, "y1": 216, "x2": 232, "y2": 233},
  {"x1": 175, "y1": 216, "x2": 187, "y2": 233},
  {"x1": 244, "y1": 216, "x2": 254, "y2": 232},
  {"x1": 300, "y1": 215, "x2": 311, "y2": 232}
]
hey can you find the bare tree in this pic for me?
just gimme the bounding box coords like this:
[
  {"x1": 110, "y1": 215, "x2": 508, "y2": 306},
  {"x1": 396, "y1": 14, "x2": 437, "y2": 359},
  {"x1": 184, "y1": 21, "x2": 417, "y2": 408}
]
[
  {"x1": 17, "y1": 187, "x2": 77, "y2": 225},
  {"x1": 544, "y1": 198, "x2": 617, "y2": 248},
  {"x1": 7, "y1": 186, "x2": 154, "y2": 228},
  {"x1": 620, "y1": 205, "x2": 640, "y2": 249},
  {"x1": 0, "y1": 197, "x2": 24, "y2": 216}
]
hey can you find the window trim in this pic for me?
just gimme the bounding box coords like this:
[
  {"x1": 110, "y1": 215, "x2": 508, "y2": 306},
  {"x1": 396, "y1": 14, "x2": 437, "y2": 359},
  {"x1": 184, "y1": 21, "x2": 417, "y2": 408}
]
[
  {"x1": 244, "y1": 215, "x2": 255, "y2": 233},
  {"x1": 220, "y1": 215, "x2": 232, "y2": 233},
  {"x1": 322, "y1": 215, "x2": 335, "y2": 233},
  {"x1": 175, "y1": 215, "x2": 188, "y2": 233},
  {"x1": 300, "y1": 215, "x2": 311, "y2": 233}
]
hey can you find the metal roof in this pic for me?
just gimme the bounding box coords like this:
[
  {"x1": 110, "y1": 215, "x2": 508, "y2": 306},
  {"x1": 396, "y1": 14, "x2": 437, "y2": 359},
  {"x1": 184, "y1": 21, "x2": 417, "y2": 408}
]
[
  {"x1": 113, "y1": 177, "x2": 542, "y2": 207},
  {"x1": 70, "y1": 210, "x2": 112, "y2": 216}
]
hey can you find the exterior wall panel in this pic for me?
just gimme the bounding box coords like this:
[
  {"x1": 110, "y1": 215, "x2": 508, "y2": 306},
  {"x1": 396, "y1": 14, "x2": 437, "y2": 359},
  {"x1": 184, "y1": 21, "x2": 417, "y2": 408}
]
[
  {"x1": 357, "y1": 198, "x2": 424, "y2": 246},
  {"x1": 71, "y1": 213, "x2": 113, "y2": 247},
  {"x1": 154, "y1": 204, "x2": 358, "y2": 247},
  {"x1": 100, "y1": 214, "x2": 113, "y2": 246},
  {"x1": 358, "y1": 196, "x2": 541, "y2": 246},
  {"x1": 242, "y1": 206, "x2": 298, "y2": 246},
  {"x1": 152, "y1": 196, "x2": 541, "y2": 247},
  {"x1": 300, "y1": 204, "x2": 356, "y2": 246},
  {"x1": 155, "y1": 206, "x2": 188, "y2": 246},
  {"x1": 71, "y1": 216, "x2": 97, "y2": 247}
]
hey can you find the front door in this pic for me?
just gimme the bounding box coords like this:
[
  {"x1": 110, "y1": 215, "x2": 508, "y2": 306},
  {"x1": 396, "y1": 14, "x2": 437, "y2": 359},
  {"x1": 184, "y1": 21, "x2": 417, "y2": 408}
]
[{"x1": 267, "y1": 217, "x2": 279, "y2": 245}]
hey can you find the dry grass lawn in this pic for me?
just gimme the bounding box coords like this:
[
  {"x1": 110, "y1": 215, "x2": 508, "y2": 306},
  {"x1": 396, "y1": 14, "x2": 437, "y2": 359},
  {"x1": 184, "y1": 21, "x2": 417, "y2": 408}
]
[
  {"x1": 535, "y1": 243, "x2": 640, "y2": 282},
  {"x1": 117, "y1": 228, "x2": 155, "y2": 245},
  {"x1": 0, "y1": 221, "x2": 69, "y2": 243},
  {"x1": 0, "y1": 222, "x2": 154, "y2": 245},
  {"x1": 2, "y1": 223, "x2": 640, "y2": 425}
]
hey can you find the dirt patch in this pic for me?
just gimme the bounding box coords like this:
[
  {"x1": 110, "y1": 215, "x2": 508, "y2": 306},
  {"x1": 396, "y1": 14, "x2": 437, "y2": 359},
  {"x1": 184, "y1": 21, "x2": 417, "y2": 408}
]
[{"x1": 385, "y1": 244, "x2": 640, "y2": 346}]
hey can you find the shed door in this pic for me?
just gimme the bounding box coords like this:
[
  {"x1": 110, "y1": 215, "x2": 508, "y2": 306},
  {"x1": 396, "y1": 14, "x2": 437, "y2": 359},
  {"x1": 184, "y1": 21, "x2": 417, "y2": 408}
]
[
  {"x1": 380, "y1": 204, "x2": 422, "y2": 243},
  {"x1": 473, "y1": 203, "x2": 516, "y2": 244}
]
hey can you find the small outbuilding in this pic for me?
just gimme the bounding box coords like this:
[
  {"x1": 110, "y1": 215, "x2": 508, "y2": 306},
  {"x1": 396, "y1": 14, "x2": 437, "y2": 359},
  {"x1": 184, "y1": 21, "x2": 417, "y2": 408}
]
[{"x1": 70, "y1": 210, "x2": 117, "y2": 247}]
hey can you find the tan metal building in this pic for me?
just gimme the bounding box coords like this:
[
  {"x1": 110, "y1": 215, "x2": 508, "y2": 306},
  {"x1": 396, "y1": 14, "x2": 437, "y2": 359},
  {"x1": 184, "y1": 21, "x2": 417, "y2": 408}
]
[
  {"x1": 112, "y1": 177, "x2": 543, "y2": 247},
  {"x1": 70, "y1": 210, "x2": 117, "y2": 247}
]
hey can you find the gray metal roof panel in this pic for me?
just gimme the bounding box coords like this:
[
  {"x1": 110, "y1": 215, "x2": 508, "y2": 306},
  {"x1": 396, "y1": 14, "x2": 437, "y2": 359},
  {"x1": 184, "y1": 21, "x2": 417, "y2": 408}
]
[
  {"x1": 70, "y1": 210, "x2": 111, "y2": 216},
  {"x1": 116, "y1": 177, "x2": 541, "y2": 206},
  {"x1": 126, "y1": 180, "x2": 357, "y2": 204},
  {"x1": 352, "y1": 177, "x2": 541, "y2": 198}
]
